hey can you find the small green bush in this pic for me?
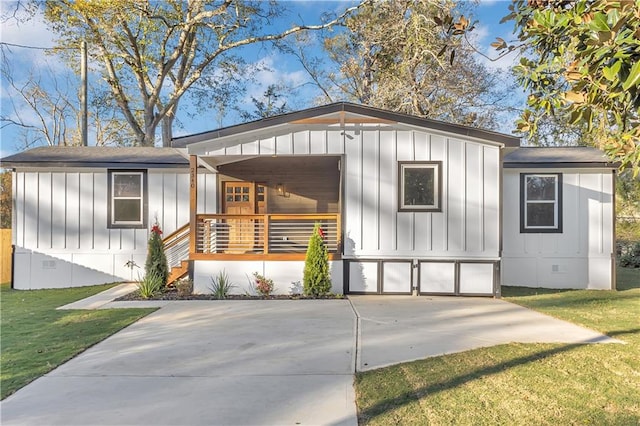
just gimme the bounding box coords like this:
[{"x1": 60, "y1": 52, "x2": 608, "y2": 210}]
[
  {"x1": 145, "y1": 222, "x2": 169, "y2": 287},
  {"x1": 620, "y1": 241, "x2": 640, "y2": 268},
  {"x1": 253, "y1": 272, "x2": 275, "y2": 297},
  {"x1": 137, "y1": 273, "x2": 163, "y2": 299},
  {"x1": 209, "y1": 270, "x2": 234, "y2": 299},
  {"x1": 303, "y1": 223, "x2": 331, "y2": 296}
]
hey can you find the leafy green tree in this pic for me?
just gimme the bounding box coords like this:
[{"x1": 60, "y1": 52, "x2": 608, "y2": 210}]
[
  {"x1": 303, "y1": 223, "x2": 331, "y2": 297},
  {"x1": 145, "y1": 223, "x2": 168, "y2": 286},
  {"x1": 43, "y1": 0, "x2": 367, "y2": 147},
  {"x1": 288, "y1": 0, "x2": 516, "y2": 129},
  {"x1": 0, "y1": 171, "x2": 12, "y2": 229},
  {"x1": 501, "y1": 0, "x2": 640, "y2": 174}
]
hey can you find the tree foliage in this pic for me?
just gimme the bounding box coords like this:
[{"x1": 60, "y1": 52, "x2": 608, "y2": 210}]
[
  {"x1": 43, "y1": 0, "x2": 367, "y2": 147},
  {"x1": 238, "y1": 84, "x2": 291, "y2": 122},
  {"x1": 502, "y1": 0, "x2": 640, "y2": 174},
  {"x1": 0, "y1": 171, "x2": 12, "y2": 229},
  {"x1": 289, "y1": 0, "x2": 516, "y2": 129}
]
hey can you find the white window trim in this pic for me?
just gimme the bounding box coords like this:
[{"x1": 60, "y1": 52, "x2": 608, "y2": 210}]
[{"x1": 398, "y1": 161, "x2": 442, "y2": 212}]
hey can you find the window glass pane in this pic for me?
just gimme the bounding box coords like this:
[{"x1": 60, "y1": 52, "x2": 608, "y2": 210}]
[
  {"x1": 226, "y1": 187, "x2": 233, "y2": 194},
  {"x1": 526, "y1": 176, "x2": 556, "y2": 200},
  {"x1": 404, "y1": 167, "x2": 435, "y2": 206},
  {"x1": 114, "y1": 199, "x2": 141, "y2": 222},
  {"x1": 257, "y1": 195, "x2": 265, "y2": 202},
  {"x1": 257, "y1": 186, "x2": 264, "y2": 194},
  {"x1": 234, "y1": 195, "x2": 241, "y2": 201},
  {"x1": 113, "y1": 174, "x2": 141, "y2": 197},
  {"x1": 242, "y1": 195, "x2": 249, "y2": 201},
  {"x1": 226, "y1": 195, "x2": 233, "y2": 202},
  {"x1": 235, "y1": 187, "x2": 241, "y2": 193},
  {"x1": 242, "y1": 187, "x2": 249, "y2": 193},
  {"x1": 527, "y1": 203, "x2": 555, "y2": 227}
]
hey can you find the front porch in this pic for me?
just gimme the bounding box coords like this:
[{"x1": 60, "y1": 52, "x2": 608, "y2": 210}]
[{"x1": 164, "y1": 155, "x2": 343, "y2": 284}]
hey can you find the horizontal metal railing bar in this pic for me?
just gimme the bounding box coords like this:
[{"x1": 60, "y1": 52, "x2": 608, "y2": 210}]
[{"x1": 194, "y1": 213, "x2": 340, "y2": 255}]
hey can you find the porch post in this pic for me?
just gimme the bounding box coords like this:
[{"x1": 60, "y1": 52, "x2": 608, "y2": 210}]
[{"x1": 189, "y1": 155, "x2": 197, "y2": 257}]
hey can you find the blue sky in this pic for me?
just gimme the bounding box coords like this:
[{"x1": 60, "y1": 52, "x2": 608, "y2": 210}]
[{"x1": 0, "y1": 1, "x2": 521, "y2": 158}]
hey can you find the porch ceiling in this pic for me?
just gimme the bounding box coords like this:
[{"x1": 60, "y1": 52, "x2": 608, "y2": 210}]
[{"x1": 200, "y1": 155, "x2": 259, "y2": 169}]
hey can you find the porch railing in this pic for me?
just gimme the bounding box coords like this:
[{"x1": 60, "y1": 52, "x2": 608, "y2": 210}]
[
  {"x1": 163, "y1": 223, "x2": 190, "y2": 268},
  {"x1": 194, "y1": 213, "x2": 340, "y2": 256}
]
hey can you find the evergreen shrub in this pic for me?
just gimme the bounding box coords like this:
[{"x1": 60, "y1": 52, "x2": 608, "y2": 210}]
[
  {"x1": 303, "y1": 223, "x2": 331, "y2": 296},
  {"x1": 145, "y1": 222, "x2": 169, "y2": 287}
]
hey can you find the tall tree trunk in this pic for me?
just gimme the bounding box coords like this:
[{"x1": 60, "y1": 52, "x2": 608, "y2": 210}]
[
  {"x1": 162, "y1": 105, "x2": 176, "y2": 147},
  {"x1": 141, "y1": 106, "x2": 156, "y2": 147},
  {"x1": 162, "y1": 117, "x2": 173, "y2": 147}
]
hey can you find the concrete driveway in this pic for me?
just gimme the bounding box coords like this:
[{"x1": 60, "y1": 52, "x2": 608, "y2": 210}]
[
  {"x1": 349, "y1": 296, "x2": 618, "y2": 371},
  {"x1": 1, "y1": 293, "x2": 618, "y2": 426},
  {"x1": 1, "y1": 301, "x2": 357, "y2": 426}
]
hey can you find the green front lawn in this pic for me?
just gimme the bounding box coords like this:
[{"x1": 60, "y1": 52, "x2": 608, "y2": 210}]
[
  {"x1": 356, "y1": 267, "x2": 640, "y2": 425},
  {"x1": 0, "y1": 284, "x2": 154, "y2": 400}
]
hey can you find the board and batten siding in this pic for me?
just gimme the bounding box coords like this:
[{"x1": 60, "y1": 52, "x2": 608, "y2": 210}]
[
  {"x1": 343, "y1": 129, "x2": 500, "y2": 259},
  {"x1": 195, "y1": 125, "x2": 503, "y2": 295},
  {"x1": 12, "y1": 168, "x2": 216, "y2": 289},
  {"x1": 502, "y1": 168, "x2": 614, "y2": 289},
  {"x1": 198, "y1": 126, "x2": 501, "y2": 259}
]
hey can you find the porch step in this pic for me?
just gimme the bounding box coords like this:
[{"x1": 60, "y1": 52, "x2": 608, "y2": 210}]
[{"x1": 167, "y1": 260, "x2": 189, "y2": 286}]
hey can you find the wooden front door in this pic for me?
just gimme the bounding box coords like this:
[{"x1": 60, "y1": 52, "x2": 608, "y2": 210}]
[{"x1": 223, "y1": 182, "x2": 255, "y2": 253}]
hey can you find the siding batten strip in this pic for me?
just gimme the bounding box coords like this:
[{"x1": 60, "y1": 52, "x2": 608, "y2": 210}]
[
  {"x1": 92, "y1": 173, "x2": 95, "y2": 249},
  {"x1": 64, "y1": 174, "x2": 67, "y2": 249},
  {"x1": 428, "y1": 135, "x2": 432, "y2": 251},
  {"x1": 50, "y1": 173, "x2": 53, "y2": 249},
  {"x1": 36, "y1": 173, "x2": 40, "y2": 249},
  {"x1": 481, "y1": 147, "x2": 486, "y2": 253},
  {"x1": 463, "y1": 143, "x2": 467, "y2": 252},
  {"x1": 600, "y1": 173, "x2": 604, "y2": 254},
  {"x1": 445, "y1": 139, "x2": 449, "y2": 251},
  {"x1": 393, "y1": 131, "x2": 398, "y2": 251},
  {"x1": 359, "y1": 130, "x2": 364, "y2": 250},
  {"x1": 376, "y1": 131, "x2": 381, "y2": 250}
]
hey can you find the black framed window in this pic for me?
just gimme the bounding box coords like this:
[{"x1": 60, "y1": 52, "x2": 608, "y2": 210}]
[
  {"x1": 520, "y1": 173, "x2": 562, "y2": 233},
  {"x1": 398, "y1": 161, "x2": 442, "y2": 212},
  {"x1": 108, "y1": 170, "x2": 147, "y2": 228}
]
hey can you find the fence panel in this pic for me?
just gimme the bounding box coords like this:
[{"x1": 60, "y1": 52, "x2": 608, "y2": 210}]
[{"x1": 1, "y1": 229, "x2": 12, "y2": 283}]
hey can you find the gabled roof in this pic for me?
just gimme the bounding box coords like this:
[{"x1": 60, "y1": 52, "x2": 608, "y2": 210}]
[
  {"x1": 504, "y1": 147, "x2": 617, "y2": 168},
  {"x1": 172, "y1": 102, "x2": 521, "y2": 148},
  {"x1": 1, "y1": 146, "x2": 189, "y2": 168}
]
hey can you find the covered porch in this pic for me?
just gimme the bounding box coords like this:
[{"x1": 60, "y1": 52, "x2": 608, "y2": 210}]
[{"x1": 165, "y1": 154, "x2": 343, "y2": 283}]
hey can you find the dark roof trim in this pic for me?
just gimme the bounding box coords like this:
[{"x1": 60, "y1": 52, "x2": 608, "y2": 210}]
[
  {"x1": 504, "y1": 162, "x2": 618, "y2": 169},
  {"x1": 172, "y1": 102, "x2": 521, "y2": 148},
  {"x1": 3, "y1": 162, "x2": 189, "y2": 169},
  {"x1": 1, "y1": 146, "x2": 190, "y2": 169}
]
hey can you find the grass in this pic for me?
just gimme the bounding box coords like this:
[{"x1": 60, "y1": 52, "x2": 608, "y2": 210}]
[
  {"x1": 0, "y1": 283, "x2": 154, "y2": 400},
  {"x1": 355, "y1": 266, "x2": 640, "y2": 425}
]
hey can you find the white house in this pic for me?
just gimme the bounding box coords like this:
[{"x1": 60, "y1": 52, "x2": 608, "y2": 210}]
[
  {"x1": 502, "y1": 147, "x2": 617, "y2": 290},
  {"x1": 1, "y1": 103, "x2": 617, "y2": 294}
]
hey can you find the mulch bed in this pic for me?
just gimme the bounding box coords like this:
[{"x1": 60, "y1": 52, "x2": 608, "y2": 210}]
[{"x1": 116, "y1": 289, "x2": 344, "y2": 301}]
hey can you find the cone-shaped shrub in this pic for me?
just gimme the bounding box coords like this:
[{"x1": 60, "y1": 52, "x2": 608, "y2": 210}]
[
  {"x1": 145, "y1": 222, "x2": 168, "y2": 287},
  {"x1": 303, "y1": 223, "x2": 331, "y2": 296}
]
